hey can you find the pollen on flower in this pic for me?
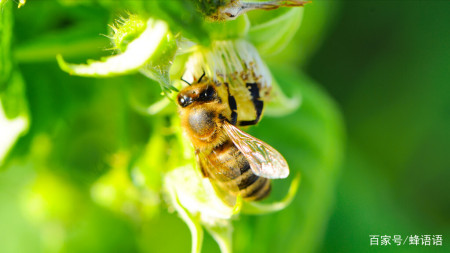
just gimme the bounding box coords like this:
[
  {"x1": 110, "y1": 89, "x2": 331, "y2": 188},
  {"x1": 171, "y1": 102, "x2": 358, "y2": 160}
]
[
  {"x1": 182, "y1": 39, "x2": 273, "y2": 121},
  {"x1": 188, "y1": 41, "x2": 270, "y2": 82}
]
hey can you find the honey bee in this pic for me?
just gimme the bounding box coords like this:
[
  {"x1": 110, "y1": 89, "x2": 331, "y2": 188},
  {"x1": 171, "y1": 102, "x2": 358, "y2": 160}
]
[{"x1": 177, "y1": 73, "x2": 289, "y2": 203}]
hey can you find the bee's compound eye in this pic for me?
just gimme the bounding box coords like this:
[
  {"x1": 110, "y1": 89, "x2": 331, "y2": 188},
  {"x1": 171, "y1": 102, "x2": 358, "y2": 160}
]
[
  {"x1": 199, "y1": 86, "x2": 216, "y2": 101},
  {"x1": 178, "y1": 96, "x2": 184, "y2": 105},
  {"x1": 178, "y1": 95, "x2": 190, "y2": 107}
]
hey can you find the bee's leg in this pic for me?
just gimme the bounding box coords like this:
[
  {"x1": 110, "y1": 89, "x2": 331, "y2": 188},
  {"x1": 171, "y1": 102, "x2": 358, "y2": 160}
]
[
  {"x1": 196, "y1": 152, "x2": 209, "y2": 177},
  {"x1": 224, "y1": 82, "x2": 238, "y2": 125},
  {"x1": 199, "y1": 163, "x2": 209, "y2": 178},
  {"x1": 239, "y1": 83, "x2": 263, "y2": 126}
]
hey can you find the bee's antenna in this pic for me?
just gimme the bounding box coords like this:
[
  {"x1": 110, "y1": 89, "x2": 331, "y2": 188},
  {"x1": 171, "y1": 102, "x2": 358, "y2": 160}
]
[
  {"x1": 198, "y1": 70, "x2": 206, "y2": 83},
  {"x1": 181, "y1": 77, "x2": 191, "y2": 86}
]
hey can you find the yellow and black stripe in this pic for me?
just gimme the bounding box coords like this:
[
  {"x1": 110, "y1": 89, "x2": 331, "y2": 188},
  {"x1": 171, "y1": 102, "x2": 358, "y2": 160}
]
[{"x1": 207, "y1": 139, "x2": 271, "y2": 201}]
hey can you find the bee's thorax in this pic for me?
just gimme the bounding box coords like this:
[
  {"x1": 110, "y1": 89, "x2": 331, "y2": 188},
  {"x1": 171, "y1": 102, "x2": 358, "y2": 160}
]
[{"x1": 188, "y1": 107, "x2": 215, "y2": 137}]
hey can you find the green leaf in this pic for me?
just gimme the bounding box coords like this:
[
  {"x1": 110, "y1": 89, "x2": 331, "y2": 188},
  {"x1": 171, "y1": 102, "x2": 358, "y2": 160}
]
[
  {"x1": 248, "y1": 8, "x2": 304, "y2": 56},
  {"x1": 138, "y1": 32, "x2": 178, "y2": 94},
  {"x1": 15, "y1": 36, "x2": 107, "y2": 64},
  {"x1": 204, "y1": 15, "x2": 250, "y2": 40},
  {"x1": 264, "y1": 2, "x2": 337, "y2": 65},
  {"x1": 0, "y1": 71, "x2": 28, "y2": 119},
  {"x1": 0, "y1": 0, "x2": 13, "y2": 89},
  {"x1": 0, "y1": 96, "x2": 28, "y2": 166},
  {"x1": 146, "y1": 0, "x2": 211, "y2": 45},
  {"x1": 110, "y1": 15, "x2": 147, "y2": 52},
  {"x1": 57, "y1": 19, "x2": 172, "y2": 78},
  {"x1": 0, "y1": 0, "x2": 29, "y2": 167},
  {"x1": 264, "y1": 75, "x2": 302, "y2": 117}
]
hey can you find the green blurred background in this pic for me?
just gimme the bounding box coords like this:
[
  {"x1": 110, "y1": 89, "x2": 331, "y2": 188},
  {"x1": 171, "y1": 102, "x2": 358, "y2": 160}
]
[
  {"x1": 307, "y1": 1, "x2": 450, "y2": 252},
  {"x1": 0, "y1": 1, "x2": 449, "y2": 253}
]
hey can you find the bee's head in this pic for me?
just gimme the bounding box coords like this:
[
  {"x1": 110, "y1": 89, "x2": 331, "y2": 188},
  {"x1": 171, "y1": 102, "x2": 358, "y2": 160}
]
[
  {"x1": 177, "y1": 84, "x2": 218, "y2": 108},
  {"x1": 177, "y1": 83, "x2": 222, "y2": 140}
]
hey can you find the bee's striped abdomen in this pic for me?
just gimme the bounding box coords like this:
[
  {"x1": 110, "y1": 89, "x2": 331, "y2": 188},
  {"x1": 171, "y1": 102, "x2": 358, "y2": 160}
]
[{"x1": 208, "y1": 139, "x2": 271, "y2": 201}]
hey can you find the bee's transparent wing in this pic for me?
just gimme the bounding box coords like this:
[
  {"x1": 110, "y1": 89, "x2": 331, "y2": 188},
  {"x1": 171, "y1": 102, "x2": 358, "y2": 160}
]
[{"x1": 222, "y1": 121, "x2": 289, "y2": 179}]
